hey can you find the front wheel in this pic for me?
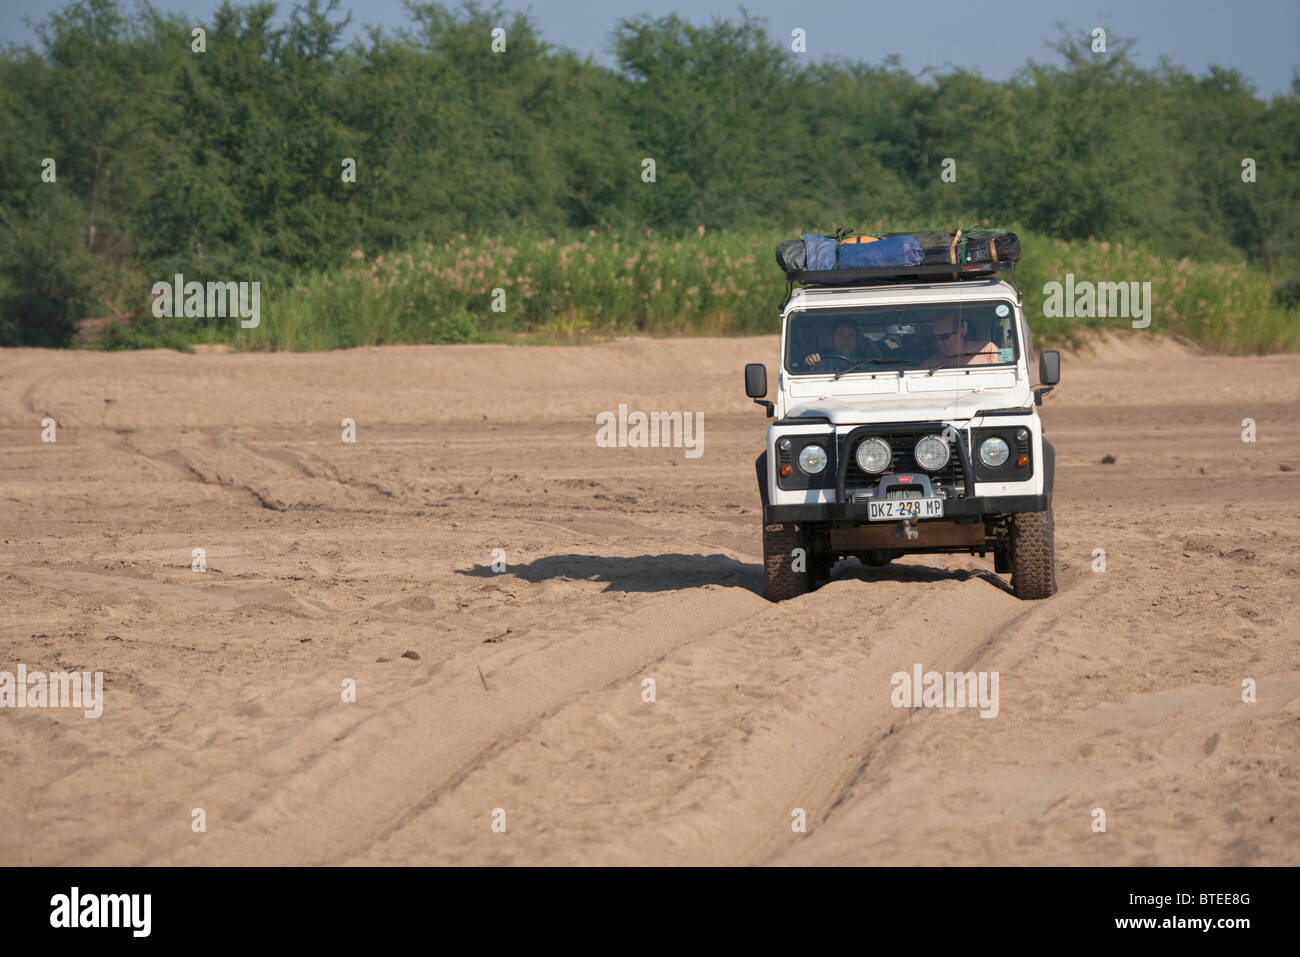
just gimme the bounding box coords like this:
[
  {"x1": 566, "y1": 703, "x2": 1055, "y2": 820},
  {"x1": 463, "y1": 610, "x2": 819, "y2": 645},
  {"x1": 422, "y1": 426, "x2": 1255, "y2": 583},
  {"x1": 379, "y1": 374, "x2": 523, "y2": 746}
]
[
  {"x1": 1009, "y1": 507, "x2": 1057, "y2": 599},
  {"x1": 762, "y1": 522, "x2": 810, "y2": 601}
]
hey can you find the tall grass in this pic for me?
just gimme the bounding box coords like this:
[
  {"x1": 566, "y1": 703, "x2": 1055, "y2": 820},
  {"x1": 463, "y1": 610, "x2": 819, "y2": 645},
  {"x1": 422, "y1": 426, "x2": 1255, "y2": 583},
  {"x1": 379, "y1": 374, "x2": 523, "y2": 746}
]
[
  {"x1": 100, "y1": 227, "x2": 1298, "y2": 354},
  {"x1": 1015, "y1": 234, "x2": 1298, "y2": 353}
]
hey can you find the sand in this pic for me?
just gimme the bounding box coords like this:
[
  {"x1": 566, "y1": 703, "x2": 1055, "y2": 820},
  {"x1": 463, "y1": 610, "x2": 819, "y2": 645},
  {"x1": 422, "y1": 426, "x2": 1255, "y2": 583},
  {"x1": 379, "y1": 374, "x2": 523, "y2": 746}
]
[{"x1": 0, "y1": 334, "x2": 1296, "y2": 865}]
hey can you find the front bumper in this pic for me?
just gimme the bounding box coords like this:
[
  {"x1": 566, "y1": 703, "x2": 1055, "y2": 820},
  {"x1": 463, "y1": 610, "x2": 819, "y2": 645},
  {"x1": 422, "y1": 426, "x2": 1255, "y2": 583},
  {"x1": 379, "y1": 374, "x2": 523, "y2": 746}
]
[{"x1": 764, "y1": 493, "x2": 1048, "y2": 523}]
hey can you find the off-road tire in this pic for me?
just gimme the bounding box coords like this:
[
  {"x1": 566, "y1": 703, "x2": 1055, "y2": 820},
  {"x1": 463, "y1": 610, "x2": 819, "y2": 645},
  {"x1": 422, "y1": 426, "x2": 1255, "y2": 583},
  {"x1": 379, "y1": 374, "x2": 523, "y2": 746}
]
[
  {"x1": 810, "y1": 553, "x2": 835, "y2": 584},
  {"x1": 993, "y1": 541, "x2": 1011, "y2": 574},
  {"x1": 807, "y1": 527, "x2": 834, "y2": 584},
  {"x1": 1009, "y1": 507, "x2": 1057, "y2": 599},
  {"x1": 763, "y1": 522, "x2": 810, "y2": 601}
]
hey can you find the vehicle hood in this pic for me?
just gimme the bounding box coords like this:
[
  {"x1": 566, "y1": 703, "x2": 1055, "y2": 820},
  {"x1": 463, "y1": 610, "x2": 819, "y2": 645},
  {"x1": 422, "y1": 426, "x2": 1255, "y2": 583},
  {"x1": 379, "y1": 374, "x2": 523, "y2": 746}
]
[{"x1": 783, "y1": 391, "x2": 1024, "y2": 425}]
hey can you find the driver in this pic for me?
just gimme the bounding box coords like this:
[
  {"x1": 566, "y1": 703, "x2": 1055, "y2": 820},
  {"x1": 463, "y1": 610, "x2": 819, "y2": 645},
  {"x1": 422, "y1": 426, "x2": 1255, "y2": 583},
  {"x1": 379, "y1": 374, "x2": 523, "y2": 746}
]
[{"x1": 802, "y1": 319, "x2": 867, "y2": 373}]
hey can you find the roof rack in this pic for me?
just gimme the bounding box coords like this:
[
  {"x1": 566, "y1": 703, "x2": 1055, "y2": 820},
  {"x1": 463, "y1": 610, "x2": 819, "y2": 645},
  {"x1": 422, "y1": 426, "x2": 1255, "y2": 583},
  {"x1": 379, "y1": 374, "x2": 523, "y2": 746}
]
[{"x1": 780, "y1": 260, "x2": 1016, "y2": 310}]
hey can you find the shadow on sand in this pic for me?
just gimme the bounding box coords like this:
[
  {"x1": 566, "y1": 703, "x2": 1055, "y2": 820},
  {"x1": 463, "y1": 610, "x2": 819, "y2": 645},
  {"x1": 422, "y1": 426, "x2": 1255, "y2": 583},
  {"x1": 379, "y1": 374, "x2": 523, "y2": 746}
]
[{"x1": 456, "y1": 553, "x2": 1012, "y2": 597}]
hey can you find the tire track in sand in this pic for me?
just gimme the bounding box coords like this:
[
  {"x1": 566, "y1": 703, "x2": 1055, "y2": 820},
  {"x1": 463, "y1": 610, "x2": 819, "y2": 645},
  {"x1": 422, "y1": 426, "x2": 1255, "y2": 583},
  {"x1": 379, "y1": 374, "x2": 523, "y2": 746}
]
[
  {"x1": 350, "y1": 563, "x2": 1062, "y2": 864},
  {"x1": 112, "y1": 584, "x2": 770, "y2": 865}
]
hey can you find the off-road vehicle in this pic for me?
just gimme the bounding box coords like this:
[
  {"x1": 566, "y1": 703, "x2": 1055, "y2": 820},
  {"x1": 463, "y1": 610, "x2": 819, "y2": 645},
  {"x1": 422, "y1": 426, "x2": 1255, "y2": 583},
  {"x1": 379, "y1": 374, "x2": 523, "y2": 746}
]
[{"x1": 745, "y1": 261, "x2": 1060, "y2": 601}]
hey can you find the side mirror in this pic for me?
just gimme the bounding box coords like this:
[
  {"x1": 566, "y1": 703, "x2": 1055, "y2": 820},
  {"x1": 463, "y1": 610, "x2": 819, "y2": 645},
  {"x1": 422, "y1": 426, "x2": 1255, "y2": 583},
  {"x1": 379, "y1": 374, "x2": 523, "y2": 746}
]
[
  {"x1": 745, "y1": 363, "x2": 774, "y2": 417},
  {"x1": 1039, "y1": 350, "x2": 1060, "y2": 386}
]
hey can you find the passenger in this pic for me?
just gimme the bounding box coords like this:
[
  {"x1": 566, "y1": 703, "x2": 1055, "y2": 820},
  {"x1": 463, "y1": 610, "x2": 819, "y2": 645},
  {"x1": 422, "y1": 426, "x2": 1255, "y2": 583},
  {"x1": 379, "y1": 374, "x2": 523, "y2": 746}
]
[{"x1": 921, "y1": 312, "x2": 999, "y2": 368}]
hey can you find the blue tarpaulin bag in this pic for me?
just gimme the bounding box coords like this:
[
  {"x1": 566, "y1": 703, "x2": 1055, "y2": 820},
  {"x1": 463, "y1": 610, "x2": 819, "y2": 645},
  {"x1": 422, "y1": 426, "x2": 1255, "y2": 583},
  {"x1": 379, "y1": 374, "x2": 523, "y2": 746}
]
[
  {"x1": 802, "y1": 233, "x2": 838, "y2": 271},
  {"x1": 835, "y1": 233, "x2": 924, "y2": 270}
]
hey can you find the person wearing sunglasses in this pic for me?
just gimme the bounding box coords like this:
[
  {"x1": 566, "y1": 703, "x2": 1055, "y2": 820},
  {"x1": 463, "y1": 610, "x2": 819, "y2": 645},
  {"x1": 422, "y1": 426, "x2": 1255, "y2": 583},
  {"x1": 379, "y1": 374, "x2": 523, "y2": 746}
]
[{"x1": 921, "y1": 311, "x2": 999, "y2": 369}]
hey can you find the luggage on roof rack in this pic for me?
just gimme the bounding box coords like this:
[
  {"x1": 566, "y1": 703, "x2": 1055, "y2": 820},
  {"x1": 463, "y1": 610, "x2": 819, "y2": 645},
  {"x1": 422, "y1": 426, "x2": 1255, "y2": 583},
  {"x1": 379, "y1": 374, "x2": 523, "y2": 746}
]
[
  {"x1": 883, "y1": 228, "x2": 1021, "y2": 267},
  {"x1": 836, "y1": 234, "x2": 923, "y2": 270},
  {"x1": 775, "y1": 227, "x2": 1021, "y2": 279}
]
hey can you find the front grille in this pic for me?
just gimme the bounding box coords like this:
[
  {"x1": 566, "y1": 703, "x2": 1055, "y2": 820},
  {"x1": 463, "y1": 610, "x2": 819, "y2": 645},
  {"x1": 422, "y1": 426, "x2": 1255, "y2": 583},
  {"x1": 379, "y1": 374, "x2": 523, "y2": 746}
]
[
  {"x1": 843, "y1": 429, "x2": 968, "y2": 494},
  {"x1": 885, "y1": 488, "x2": 923, "y2": 500}
]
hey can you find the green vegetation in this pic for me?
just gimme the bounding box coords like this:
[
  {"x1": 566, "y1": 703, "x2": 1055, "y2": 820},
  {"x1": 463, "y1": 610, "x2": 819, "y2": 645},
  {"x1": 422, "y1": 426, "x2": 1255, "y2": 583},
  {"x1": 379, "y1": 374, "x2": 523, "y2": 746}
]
[
  {"x1": 107, "y1": 226, "x2": 1296, "y2": 354},
  {"x1": 2, "y1": 0, "x2": 1298, "y2": 352}
]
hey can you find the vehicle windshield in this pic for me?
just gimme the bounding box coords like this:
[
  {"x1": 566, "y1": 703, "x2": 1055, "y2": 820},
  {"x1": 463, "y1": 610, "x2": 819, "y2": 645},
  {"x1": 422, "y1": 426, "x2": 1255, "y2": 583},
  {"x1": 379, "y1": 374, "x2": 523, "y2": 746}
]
[{"x1": 784, "y1": 300, "x2": 1020, "y2": 376}]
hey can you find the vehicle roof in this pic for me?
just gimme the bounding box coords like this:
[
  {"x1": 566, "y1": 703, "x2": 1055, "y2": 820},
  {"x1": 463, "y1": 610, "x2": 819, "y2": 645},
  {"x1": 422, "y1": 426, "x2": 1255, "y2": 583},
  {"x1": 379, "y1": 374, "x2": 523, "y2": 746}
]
[{"x1": 782, "y1": 279, "x2": 1019, "y2": 318}]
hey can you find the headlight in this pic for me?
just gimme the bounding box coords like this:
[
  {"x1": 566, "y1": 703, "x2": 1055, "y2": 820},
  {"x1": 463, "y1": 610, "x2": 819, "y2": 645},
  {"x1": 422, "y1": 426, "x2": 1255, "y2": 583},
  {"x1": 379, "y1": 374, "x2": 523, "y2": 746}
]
[
  {"x1": 914, "y1": 434, "x2": 950, "y2": 471},
  {"x1": 798, "y1": 444, "x2": 828, "y2": 474},
  {"x1": 855, "y1": 437, "x2": 892, "y2": 473},
  {"x1": 979, "y1": 436, "x2": 1010, "y2": 467}
]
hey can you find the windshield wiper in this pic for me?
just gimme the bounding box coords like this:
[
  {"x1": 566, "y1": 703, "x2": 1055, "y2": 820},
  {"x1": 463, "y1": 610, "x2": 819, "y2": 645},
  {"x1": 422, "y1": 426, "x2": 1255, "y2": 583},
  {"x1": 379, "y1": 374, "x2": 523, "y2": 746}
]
[
  {"x1": 833, "y1": 357, "x2": 906, "y2": 380},
  {"x1": 926, "y1": 352, "x2": 989, "y2": 376}
]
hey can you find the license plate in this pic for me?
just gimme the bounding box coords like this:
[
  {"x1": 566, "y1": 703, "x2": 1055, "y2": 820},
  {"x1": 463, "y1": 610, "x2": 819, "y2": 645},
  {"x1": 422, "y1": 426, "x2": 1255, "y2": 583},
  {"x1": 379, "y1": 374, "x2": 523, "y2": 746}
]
[{"x1": 868, "y1": 498, "x2": 944, "y2": 521}]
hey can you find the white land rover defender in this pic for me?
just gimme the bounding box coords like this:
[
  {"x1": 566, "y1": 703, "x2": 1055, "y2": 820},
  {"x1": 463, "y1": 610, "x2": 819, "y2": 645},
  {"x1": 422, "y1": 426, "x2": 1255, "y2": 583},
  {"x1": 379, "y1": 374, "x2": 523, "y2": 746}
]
[{"x1": 745, "y1": 263, "x2": 1061, "y2": 601}]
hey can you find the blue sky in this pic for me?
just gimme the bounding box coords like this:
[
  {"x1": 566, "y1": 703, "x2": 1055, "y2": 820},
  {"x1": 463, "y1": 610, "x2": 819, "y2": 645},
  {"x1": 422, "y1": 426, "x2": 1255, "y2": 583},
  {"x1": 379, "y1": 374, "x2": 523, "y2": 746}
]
[{"x1": 3, "y1": 0, "x2": 1297, "y2": 98}]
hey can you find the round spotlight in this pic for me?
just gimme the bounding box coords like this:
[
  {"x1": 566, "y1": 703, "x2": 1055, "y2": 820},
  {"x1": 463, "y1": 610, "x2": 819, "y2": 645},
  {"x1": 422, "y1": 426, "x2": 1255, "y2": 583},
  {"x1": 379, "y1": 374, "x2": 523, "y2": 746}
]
[
  {"x1": 914, "y1": 434, "x2": 951, "y2": 471},
  {"x1": 855, "y1": 437, "x2": 892, "y2": 474}
]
